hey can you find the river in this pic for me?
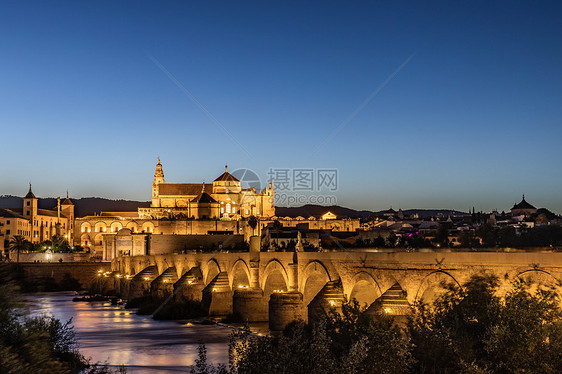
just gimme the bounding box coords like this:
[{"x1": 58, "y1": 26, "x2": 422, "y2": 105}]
[{"x1": 22, "y1": 292, "x2": 232, "y2": 373}]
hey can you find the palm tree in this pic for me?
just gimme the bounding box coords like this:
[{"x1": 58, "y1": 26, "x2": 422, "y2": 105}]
[
  {"x1": 9, "y1": 235, "x2": 29, "y2": 263},
  {"x1": 247, "y1": 215, "x2": 258, "y2": 236}
]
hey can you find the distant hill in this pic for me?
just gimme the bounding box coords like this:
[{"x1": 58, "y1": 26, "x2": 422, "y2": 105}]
[
  {"x1": 0, "y1": 195, "x2": 467, "y2": 219},
  {"x1": 0, "y1": 195, "x2": 150, "y2": 217},
  {"x1": 275, "y1": 204, "x2": 468, "y2": 219},
  {"x1": 275, "y1": 205, "x2": 374, "y2": 219}
]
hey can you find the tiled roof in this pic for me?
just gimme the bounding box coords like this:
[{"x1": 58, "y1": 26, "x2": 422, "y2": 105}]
[
  {"x1": 25, "y1": 189, "x2": 36, "y2": 199},
  {"x1": 214, "y1": 171, "x2": 239, "y2": 182},
  {"x1": 512, "y1": 198, "x2": 536, "y2": 210},
  {"x1": 158, "y1": 183, "x2": 211, "y2": 196},
  {"x1": 37, "y1": 209, "x2": 68, "y2": 219},
  {"x1": 0, "y1": 208, "x2": 27, "y2": 219},
  {"x1": 191, "y1": 192, "x2": 217, "y2": 204},
  {"x1": 62, "y1": 197, "x2": 73, "y2": 205}
]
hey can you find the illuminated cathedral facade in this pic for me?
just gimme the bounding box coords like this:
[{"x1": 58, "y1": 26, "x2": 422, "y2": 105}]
[{"x1": 138, "y1": 158, "x2": 275, "y2": 220}]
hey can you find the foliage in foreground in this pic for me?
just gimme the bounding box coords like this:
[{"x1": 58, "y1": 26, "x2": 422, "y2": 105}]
[
  {"x1": 410, "y1": 275, "x2": 562, "y2": 373},
  {"x1": 192, "y1": 274, "x2": 562, "y2": 374},
  {"x1": 0, "y1": 265, "x2": 124, "y2": 373}
]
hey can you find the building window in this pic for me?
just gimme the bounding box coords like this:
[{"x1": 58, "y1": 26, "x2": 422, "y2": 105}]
[
  {"x1": 6, "y1": 220, "x2": 10, "y2": 225},
  {"x1": 26, "y1": 201, "x2": 30, "y2": 206},
  {"x1": 226, "y1": 203, "x2": 231, "y2": 214},
  {"x1": 6, "y1": 230, "x2": 10, "y2": 235}
]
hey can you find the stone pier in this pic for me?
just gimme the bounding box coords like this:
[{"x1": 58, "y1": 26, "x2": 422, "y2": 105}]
[{"x1": 104, "y1": 248, "x2": 562, "y2": 331}]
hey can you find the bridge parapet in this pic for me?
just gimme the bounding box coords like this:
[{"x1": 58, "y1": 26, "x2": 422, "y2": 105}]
[{"x1": 109, "y1": 250, "x2": 562, "y2": 327}]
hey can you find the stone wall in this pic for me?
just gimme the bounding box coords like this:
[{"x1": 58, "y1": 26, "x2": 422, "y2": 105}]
[
  {"x1": 18, "y1": 262, "x2": 111, "y2": 288},
  {"x1": 108, "y1": 249, "x2": 562, "y2": 330},
  {"x1": 16, "y1": 252, "x2": 91, "y2": 263},
  {"x1": 149, "y1": 234, "x2": 245, "y2": 254}
]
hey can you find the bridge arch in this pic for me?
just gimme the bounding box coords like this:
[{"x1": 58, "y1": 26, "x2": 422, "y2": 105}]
[
  {"x1": 348, "y1": 271, "x2": 382, "y2": 309},
  {"x1": 516, "y1": 268, "x2": 562, "y2": 294},
  {"x1": 301, "y1": 260, "x2": 333, "y2": 308},
  {"x1": 204, "y1": 258, "x2": 222, "y2": 285},
  {"x1": 230, "y1": 258, "x2": 251, "y2": 289},
  {"x1": 415, "y1": 270, "x2": 462, "y2": 305},
  {"x1": 262, "y1": 259, "x2": 289, "y2": 296}
]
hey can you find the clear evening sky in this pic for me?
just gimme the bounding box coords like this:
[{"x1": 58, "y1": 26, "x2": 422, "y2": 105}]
[{"x1": 1, "y1": 1, "x2": 561, "y2": 213}]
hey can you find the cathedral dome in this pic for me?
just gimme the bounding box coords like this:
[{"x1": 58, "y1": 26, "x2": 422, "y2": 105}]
[
  {"x1": 512, "y1": 196, "x2": 536, "y2": 210},
  {"x1": 214, "y1": 165, "x2": 239, "y2": 182}
]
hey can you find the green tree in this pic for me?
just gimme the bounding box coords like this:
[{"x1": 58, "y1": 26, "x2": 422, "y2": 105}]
[
  {"x1": 247, "y1": 216, "x2": 258, "y2": 236},
  {"x1": 9, "y1": 235, "x2": 29, "y2": 263},
  {"x1": 459, "y1": 231, "x2": 480, "y2": 249},
  {"x1": 385, "y1": 232, "x2": 397, "y2": 247},
  {"x1": 0, "y1": 264, "x2": 123, "y2": 373},
  {"x1": 433, "y1": 225, "x2": 450, "y2": 247},
  {"x1": 271, "y1": 220, "x2": 283, "y2": 231},
  {"x1": 476, "y1": 224, "x2": 498, "y2": 248},
  {"x1": 221, "y1": 300, "x2": 413, "y2": 374},
  {"x1": 52, "y1": 234, "x2": 69, "y2": 252},
  {"x1": 409, "y1": 274, "x2": 562, "y2": 373}
]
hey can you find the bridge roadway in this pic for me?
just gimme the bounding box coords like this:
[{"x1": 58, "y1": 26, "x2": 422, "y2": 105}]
[{"x1": 106, "y1": 239, "x2": 562, "y2": 330}]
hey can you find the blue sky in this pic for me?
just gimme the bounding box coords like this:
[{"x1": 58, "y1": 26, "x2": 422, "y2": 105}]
[{"x1": 1, "y1": 1, "x2": 561, "y2": 213}]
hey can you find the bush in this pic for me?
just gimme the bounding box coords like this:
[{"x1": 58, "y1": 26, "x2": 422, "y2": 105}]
[
  {"x1": 192, "y1": 275, "x2": 562, "y2": 374},
  {"x1": 0, "y1": 264, "x2": 125, "y2": 373}
]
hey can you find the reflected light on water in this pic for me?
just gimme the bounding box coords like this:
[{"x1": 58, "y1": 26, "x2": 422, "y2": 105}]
[{"x1": 22, "y1": 292, "x2": 230, "y2": 373}]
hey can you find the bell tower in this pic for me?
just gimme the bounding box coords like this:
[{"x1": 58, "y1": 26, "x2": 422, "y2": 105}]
[
  {"x1": 152, "y1": 157, "x2": 165, "y2": 207},
  {"x1": 23, "y1": 184, "x2": 38, "y2": 242}
]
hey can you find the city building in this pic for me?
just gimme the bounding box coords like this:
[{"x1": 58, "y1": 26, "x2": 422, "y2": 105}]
[
  {"x1": 510, "y1": 195, "x2": 537, "y2": 217},
  {"x1": 0, "y1": 208, "x2": 31, "y2": 251},
  {"x1": 139, "y1": 159, "x2": 275, "y2": 219},
  {"x1": 1, "y1": 186, "x2": 74, "y2": 251}
]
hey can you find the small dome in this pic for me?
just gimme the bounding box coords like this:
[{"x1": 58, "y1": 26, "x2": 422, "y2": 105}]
[
  {"x1": 116, "y1": 228, "x2": 133, "y2": 236},
  {"x1": 214, "y1": 165, "x2": 239, "y2": 182}
]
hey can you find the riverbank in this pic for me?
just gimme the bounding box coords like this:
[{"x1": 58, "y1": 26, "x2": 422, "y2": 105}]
[{"x1": 22, "y1": 292, "x2": 232, "y2": 373}]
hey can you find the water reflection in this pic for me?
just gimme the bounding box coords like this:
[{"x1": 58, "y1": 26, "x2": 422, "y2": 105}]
[{"x1": 22, "y1": 292, "x2": 231, "y2": 373}]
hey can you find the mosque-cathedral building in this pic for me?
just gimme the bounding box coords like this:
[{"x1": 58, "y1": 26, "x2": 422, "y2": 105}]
[
  {"x1": 2, "y1": 160, "x2": 547, "y2": 262},
  {"x1": 0, "y1": 160, "x2": 358, "y2": 259},
  {"x1": 139, "y1": 158, "x2": 275, "y2": 220}
]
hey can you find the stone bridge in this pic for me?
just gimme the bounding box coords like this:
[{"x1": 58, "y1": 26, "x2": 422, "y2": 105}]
[{"x1": 106, "y1": 239, "x2": 562, "y2": 330}]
